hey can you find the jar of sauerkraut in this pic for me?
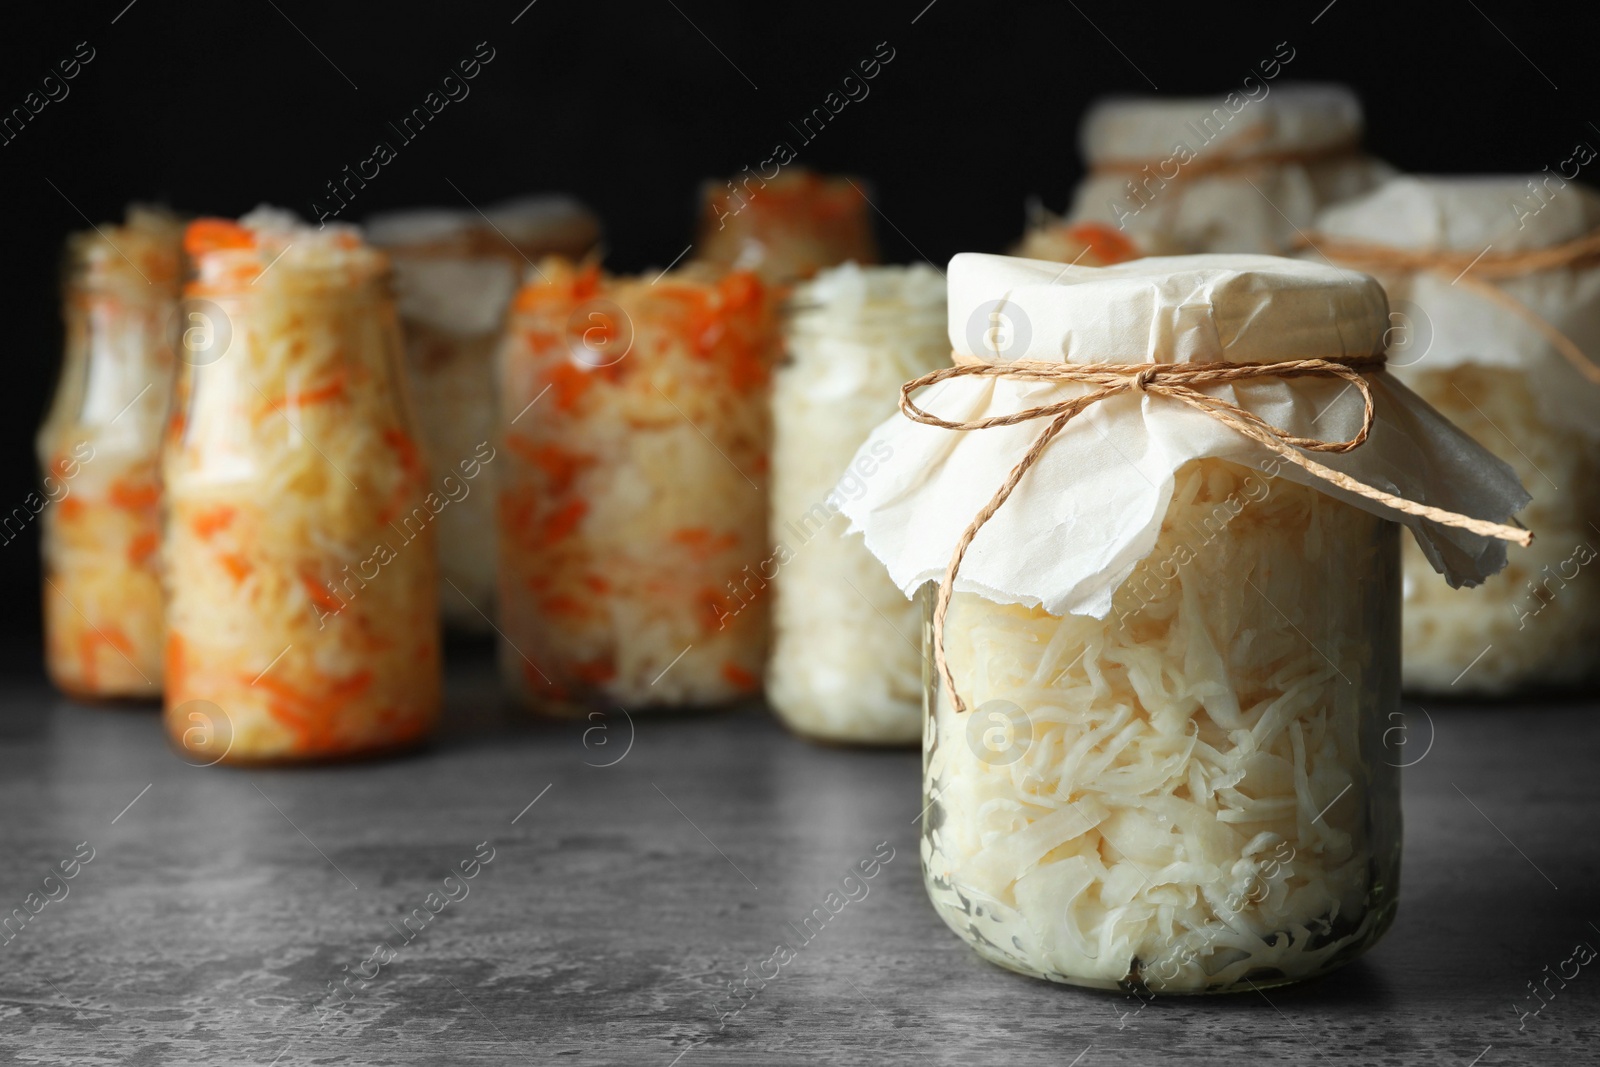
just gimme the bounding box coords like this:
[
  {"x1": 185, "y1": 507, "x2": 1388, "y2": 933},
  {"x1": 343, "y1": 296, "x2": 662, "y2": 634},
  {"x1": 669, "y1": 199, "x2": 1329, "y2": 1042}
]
[
  {"x1": 36, "y1": 206, "x2": 183, "y2": 699},
  {"x1": 163, "y1": 209, "x2": 441, "y2": 762},
  {"x1": 1066, "y1": 83, "x2": 1390, "y2": 254},
  {"x1": 366, "y1": 197, "x2": 600, "y2": 632},
  {"x1": 841, "y1": 253, "x2": 1530, "y2": 992},
  {"x1": 768, "y1": 263, "x2": 947, "y2": 744},
  {"x1": 696, "y1": 168, "x2": 877, "y2": 284},
  {"x1": 497, "y1": 258, "x2": 775, "y2": 713},
  {"x1": 1309, "y1": 176, "x2": 1600, "y2": 695}
]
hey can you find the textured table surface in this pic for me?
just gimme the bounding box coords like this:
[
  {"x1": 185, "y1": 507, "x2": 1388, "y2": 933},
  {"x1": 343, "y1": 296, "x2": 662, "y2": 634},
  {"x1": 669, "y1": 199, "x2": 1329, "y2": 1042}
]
[{"x1": 0, "y1": 651, "x2": 1596, "y2": 1067}]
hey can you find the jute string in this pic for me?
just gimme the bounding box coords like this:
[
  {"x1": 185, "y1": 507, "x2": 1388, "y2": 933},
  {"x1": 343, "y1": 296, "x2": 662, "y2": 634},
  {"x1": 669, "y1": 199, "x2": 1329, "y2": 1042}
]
[
  {"x1": 898, "y1": 353, "x2": 1533, "y2": 715},
  {"x1": 1299, "y1": 229, "x2": 1600, "y2": 385},
  {"x1": 1089, "y1": 133, "x2": 1362, "y2": 185}
]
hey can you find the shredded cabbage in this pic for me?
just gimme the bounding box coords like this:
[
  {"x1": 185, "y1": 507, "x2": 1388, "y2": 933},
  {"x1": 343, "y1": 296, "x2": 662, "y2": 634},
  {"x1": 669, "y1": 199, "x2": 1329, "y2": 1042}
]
[
  {"x1": 163, "y1": 209, "x2": 440, "y2": 760},
  {"x1": 1396, "y1": 364, "x2": 1600, "y2": 693},
  {"x1": 497, "y1": 259, "x2": 776, "y2": 710},
  {"x1": 768, "y1": 264, "x2": 947, "y2": 743},
  {"x1": 923, "y1": 458, "x2": 1401, "y2": 991},
  {"x1": 37, "y1": 207, "x2": 182, "y2": 698}
]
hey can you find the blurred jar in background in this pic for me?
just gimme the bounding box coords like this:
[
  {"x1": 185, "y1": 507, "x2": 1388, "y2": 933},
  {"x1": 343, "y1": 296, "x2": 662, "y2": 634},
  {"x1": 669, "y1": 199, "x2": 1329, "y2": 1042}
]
[
  {"x1": 1066, "y1": 83, "x2": 1391, "y2": 254},
  {"x1": 1310, "y1": 176, "x2": 1600, "y2": 695},
  {"x1": 497, "y1": 259, "x2": 775, "y2": 714},
  {"x1": 1012, "y1": 209, "x2": 1147, "y2": 265},
  {"x1": 768, "y1": 264, "x2": 947, "y2": 745},
  {"x1": 695, "y1": 168, "x2": 877, "y2": 285},
  {"x1": 366, "y1": 196, "x2": 599, "y2": 631},
  {"x1": 163, "y1": 209, "x2": 440, "y2": 763},
  {"x1": 36, "y1": 206, "x2": 182, "y2": 699}
]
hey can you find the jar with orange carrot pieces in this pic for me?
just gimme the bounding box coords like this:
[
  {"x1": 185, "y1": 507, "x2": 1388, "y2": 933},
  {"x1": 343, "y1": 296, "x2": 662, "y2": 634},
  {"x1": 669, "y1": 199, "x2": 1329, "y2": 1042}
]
[
  {"x1": 163, "y1": 208, "x2": 440, "y2": 763},
  {"x1": 36, "y1": 206, "x2": 183, "y2": 700},
  {"x1": 1012, "y1": 211, "x2": 1147, "y2": 266},
  {"x1": 694, "y1": 168, "x2": 878, "y2": 285},
  {"x1": 497, "y1": 258, "x2": 776, "y2": 713}
]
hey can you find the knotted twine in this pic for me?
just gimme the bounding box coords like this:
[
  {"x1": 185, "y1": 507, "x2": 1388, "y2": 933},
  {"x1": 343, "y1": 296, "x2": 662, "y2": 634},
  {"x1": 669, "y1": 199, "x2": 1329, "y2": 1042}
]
[
  {"x1": 1298, "y1": 228, "x2": 1600, "y2": 385},
  {"x1": 898, "y1": 353, "x2": 1533, "y2": 715}
]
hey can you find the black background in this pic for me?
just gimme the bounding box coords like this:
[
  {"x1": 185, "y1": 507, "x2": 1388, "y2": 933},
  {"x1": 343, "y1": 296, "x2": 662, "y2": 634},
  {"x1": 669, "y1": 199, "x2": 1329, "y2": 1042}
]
[{"x1": 2, "y1": 0, "x2": 1594, "y2": 675}]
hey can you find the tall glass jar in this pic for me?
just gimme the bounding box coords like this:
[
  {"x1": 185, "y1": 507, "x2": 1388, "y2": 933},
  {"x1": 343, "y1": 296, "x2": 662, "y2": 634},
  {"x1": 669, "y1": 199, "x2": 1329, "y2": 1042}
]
[
  {"x1": 695, "y1": 168, "x2": 877, "y2": 285},
  {"x1": 1066, "y1": 84, "x2": 1391, "y2": 254},
  {"x1": 163, "y1": 210, "x2": 440, "y2": 763},
  {"x1": 36, "y1": 206, "x2": 182, "y2": 699},
  {"x1": 920, "y1": 459, "x2": 1402, "y2": 992},
  {"x1": 497, "y1": 259, "x2": 775, "y2": 713},
  {"x1": 366, "y1": 197, "x2": 599, "y2": 631},
  {"x1": 768, "y1": 264, "x2": 947, "y2": 744}
]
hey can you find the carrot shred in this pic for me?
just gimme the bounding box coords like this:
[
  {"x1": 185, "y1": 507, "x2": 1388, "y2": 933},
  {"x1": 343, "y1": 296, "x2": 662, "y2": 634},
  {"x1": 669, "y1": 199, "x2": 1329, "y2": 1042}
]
[
  {"x1": 300, "y1": 572, "x2": 345, "y2": 614},
  {"x1": 218, "y1": 553, "x2": 252, "y2": 583},
  {"x1": 721, "y1": 663, "x2": 757, "y2": 690},
  {"x1": 127, "y1": 531, "x2": 159, "y2": 566},
  {"x1": 1064, "y1": 222, "x2": 1139, "y2": 265},
  {"x1": 547, "y1": 362, "x2": 595, "y2": 412},
  {"x1": 191, "y1": 505, "x2": 237, "y2": 540},
  {"x1": 538, "y1": 499, "x2": 588, "y2": 543},
  {"x1": 108, "y1": 479, "x2": 161, "y2": 511},
  {"x1": 185, "y1": 218, "x2": 256, "y2": 257}
]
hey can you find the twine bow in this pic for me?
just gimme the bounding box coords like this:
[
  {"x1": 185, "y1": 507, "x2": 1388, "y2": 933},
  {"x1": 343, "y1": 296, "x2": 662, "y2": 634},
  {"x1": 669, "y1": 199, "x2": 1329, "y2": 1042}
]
[
  {"x1": 899, "y1": 354, "x2": 1533, "y2": 715},
  {"x1": 1300, "y1": 228, "x2": 1600, "y2": 385}
]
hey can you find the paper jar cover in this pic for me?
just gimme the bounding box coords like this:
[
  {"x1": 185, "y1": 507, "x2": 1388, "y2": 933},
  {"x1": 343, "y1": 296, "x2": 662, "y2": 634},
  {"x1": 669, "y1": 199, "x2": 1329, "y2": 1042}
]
[
  {"x1": 838, "y1": 252, "x2": 1531, "y2": 618},
  {"x1": 1311, "y1": 174, "x2": 1600, "y2": 436}
]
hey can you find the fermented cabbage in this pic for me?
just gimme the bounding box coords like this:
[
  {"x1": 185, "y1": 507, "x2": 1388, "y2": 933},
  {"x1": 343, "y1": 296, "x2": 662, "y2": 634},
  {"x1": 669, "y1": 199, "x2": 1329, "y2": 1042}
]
[
  {"x1": 696, "y1": 168, "x2": 877, "y2": 284},
  {"x1": 1012, "y1": 213, "x2": 1145, "y2": 266},
  {"x1": 1398, "y1": 365, "x2": 1600, "y2": 693},
  {"x1": 498, "y1": 258, "x2": 776, "y2": 711},
  {"x1": 923, "y1": 458, "x2": 1401, "y2": 991},
  {"x1": 163, "y1": 209, "x2": 440, "y2": 761},
  {"x1": 37, "y1": 206, "x2": 182, "y2": 698},
  {"x1": 768, "y1": 264, "x2": 947, "y2": 744}
]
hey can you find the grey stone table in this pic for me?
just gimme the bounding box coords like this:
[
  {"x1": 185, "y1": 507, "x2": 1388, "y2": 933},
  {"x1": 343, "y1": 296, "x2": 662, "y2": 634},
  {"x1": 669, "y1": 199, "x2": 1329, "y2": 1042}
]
[{"x1": 0, "y1": 650, "x2": 1596, "y2": 1066}]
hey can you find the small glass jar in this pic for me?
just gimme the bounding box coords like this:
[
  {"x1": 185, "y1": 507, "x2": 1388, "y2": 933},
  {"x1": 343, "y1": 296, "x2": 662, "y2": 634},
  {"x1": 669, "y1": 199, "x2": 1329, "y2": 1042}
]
[
  {"x1": 1397, "y1": 366, "x2": 1600, "y2": 693},
  {"x1": 163, "y1": 210, "x2": 440, "y2": 762},
  {"x1": 1305, "y1": 174, "x2": 1600, "y2": 695},
  {"x1": 695, "y1": 168, "x2": 878, "y2": 285},
  {"x1": 1066, "y1": 84, "x2": 1390, "y2": 254},
  {"x1": 36, "y1": 206, "x2": 183, "y2": 699},
  {"x1": 921, "y1": 458, "x2": 1403, "y2": 992},
  {"x1": 367, "y1": 198, "x2": 600, "y2": 631},
  {"x1": 1012, "y1": 213, "x2": 1144, "y2": 265},
  {"x1": 497, "y1": 259, "x2": 775, "y2": 713},
  {"x1": 768, "y1": 264, "x2": 947, "y2": 744}
]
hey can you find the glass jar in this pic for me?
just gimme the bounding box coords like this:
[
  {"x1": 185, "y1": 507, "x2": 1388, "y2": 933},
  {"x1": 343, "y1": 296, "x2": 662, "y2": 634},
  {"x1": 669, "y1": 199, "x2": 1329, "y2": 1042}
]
[
  {"x1": 767, "y1": 264, "x2": 947, "y2": 744},
  {"x1": 163, "y1": 210, "x2": 440, "y2": 762},
  {"x1": 1304, "y1": 174, "x2": 1600, "y2": 695},
  {"x1": 1397, "y1": 366, "x2": 1600, "y2": 693},
  {"x1": 695, "y1": 168, "x2": 878, "y2": 285},
  {"x1": 921, "y1": 458, "x2": 1403, "y2": 992},
  {"x1": 1066, "y1": 84, "x2": 1391, "y2": 254},
  {"x1": 367, "y1": 197, "x2": 600, "y2": 631},
  {"x1": 497, "y1": 259, "x2": 775, "y2": 713},
  {"x1": 36, "y1": 206, "x2": 183, "y2": 699}
]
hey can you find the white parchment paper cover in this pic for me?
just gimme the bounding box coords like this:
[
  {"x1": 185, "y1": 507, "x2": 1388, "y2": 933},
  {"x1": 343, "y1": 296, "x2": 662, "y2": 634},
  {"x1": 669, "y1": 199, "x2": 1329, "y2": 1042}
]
[{"x1": 839, "y1": 253, "x2": 1531, "y2": 618}]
